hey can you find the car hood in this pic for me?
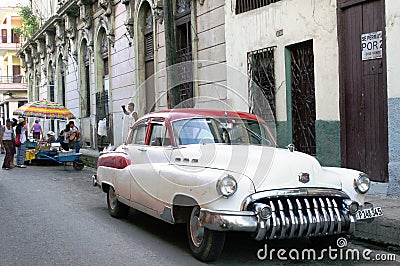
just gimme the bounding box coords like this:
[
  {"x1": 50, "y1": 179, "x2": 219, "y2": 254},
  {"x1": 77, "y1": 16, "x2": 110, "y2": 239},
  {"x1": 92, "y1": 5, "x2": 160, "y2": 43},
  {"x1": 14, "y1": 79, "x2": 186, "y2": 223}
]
[{"x1": 171, "y1": 144, "x2": 342, "y2": 192}]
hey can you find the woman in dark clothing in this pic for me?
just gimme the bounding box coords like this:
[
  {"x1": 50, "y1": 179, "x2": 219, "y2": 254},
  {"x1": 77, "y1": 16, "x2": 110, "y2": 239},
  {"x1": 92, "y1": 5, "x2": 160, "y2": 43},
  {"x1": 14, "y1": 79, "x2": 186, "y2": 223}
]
[{"x1": 0, "y1": 119, "x2": 15, "y2": 170}]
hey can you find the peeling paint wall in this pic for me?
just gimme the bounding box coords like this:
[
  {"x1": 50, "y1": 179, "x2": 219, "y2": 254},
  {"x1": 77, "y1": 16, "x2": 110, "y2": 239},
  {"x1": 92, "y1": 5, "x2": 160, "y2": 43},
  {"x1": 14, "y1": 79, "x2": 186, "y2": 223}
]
[{"x1": 225, "y1": 0, "x2": 339, "y2": 121}]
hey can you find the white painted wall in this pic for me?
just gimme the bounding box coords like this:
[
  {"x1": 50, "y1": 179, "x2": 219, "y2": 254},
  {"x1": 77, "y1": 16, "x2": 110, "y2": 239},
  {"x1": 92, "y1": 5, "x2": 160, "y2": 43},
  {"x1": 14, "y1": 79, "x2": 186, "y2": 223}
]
[
  {"x1": 225, "y1": 0, "x2": 339, "y2": 121},
  {"x1": 386, "y1": 0, "x2": 400, "y2": 99},
  {"x1": 111, "y1": 2, "x2": 136, "y2": 146}
]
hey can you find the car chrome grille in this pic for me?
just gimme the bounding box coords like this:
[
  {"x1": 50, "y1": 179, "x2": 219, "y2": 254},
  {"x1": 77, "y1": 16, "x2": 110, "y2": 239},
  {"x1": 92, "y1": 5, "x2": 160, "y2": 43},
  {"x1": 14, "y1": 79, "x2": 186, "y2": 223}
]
[{"x1": 247, "y1": 196, "x2": 355, "y2": 240}]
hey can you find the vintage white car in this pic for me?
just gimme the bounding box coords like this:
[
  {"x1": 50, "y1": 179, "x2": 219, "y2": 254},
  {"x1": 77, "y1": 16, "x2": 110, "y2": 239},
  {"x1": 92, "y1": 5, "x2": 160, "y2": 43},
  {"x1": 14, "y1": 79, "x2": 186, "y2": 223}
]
[{"x1": 93, "y1": 109, "x2": 382, "y2": 262}]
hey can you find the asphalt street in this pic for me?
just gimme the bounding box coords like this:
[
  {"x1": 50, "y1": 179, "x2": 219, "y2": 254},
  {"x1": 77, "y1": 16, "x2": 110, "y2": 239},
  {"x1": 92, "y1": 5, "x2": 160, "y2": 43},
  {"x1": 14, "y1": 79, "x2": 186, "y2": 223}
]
[{"x1": 0, "y1": 157, "x2": 399, "y2": 265}]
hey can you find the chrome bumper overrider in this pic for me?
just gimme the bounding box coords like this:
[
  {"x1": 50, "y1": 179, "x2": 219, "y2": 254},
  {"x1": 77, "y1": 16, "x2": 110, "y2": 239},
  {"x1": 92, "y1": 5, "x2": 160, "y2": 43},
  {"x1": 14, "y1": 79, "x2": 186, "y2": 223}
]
[{"x1": 199, "y1": 194, "x2": 362, "y2": 241}]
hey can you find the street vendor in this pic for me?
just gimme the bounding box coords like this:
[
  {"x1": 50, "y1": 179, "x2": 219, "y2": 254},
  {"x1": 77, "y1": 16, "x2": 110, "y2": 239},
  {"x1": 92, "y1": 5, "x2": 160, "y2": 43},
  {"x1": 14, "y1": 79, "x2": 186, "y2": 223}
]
[{"x1": 46, "y1": 131, "x2": 56, "y2": 143}]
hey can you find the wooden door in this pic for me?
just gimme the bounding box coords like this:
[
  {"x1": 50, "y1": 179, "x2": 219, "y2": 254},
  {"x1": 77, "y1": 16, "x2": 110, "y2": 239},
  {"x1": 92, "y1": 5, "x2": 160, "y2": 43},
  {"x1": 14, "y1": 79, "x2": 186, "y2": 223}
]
[{"x1": 338, "y1": 0, "x2": 388, "y2": 182}]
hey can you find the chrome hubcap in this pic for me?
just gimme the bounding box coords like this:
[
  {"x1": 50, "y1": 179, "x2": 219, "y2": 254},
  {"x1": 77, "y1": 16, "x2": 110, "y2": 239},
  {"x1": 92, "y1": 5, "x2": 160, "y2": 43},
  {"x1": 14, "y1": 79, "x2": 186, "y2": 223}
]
[
  {"x1": 190, "y1": 207, "x2": 205, "y2": 248},
  {"x1": 108, "y1": 188, "x2": 117, "y2": 210}
]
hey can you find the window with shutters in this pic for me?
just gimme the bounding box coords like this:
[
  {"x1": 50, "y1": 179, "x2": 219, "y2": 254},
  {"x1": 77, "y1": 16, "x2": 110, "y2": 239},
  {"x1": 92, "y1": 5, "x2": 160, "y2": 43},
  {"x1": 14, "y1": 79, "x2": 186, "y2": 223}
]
[
  {"x1": 144, "y1": 9, "x2": 154, "y2": 62},
  {"x1": 236, "y1": 0, "x2": 281, "y2": 14},
  {"x1": 145, "y1": 34, "x2": 154, "y2": 61}
]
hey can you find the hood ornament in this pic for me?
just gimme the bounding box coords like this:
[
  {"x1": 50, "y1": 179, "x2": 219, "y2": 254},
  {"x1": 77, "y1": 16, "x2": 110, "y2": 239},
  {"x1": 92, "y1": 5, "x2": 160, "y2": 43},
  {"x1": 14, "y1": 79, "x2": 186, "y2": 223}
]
[
  {"x1": 299, "y1": 172, "x2": 310, "y2": 183},
  {"x1": 287, "y1": 144, "x2": 295, "y2": 152}
]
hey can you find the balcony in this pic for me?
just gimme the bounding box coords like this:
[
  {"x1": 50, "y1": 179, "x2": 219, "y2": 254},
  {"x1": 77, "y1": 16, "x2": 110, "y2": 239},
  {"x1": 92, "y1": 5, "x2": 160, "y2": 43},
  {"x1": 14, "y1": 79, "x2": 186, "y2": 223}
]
[
  {"x1": 0, "y1": 76, "x2": 25, "y2": 84},
  {"x1": 0, "y1": 76, "x2": 27, "y2": 91}
]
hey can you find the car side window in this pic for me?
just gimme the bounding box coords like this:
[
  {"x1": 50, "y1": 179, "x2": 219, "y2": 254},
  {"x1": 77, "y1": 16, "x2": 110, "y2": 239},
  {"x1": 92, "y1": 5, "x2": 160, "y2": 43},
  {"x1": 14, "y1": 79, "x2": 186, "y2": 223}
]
[
  {"x1": 149, "y1": 123, "x2": 171, "y2": 146},
  {"x1": 132, "y1": 123, "x2": 147, "y2": 145}
]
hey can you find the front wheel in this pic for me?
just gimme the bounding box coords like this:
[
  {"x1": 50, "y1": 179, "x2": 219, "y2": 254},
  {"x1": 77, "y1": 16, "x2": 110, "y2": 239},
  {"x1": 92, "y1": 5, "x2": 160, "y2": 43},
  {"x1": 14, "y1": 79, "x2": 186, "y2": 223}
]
[
  {"x1": 187, "y1": 206, "x2": 226, "y2": 262},
  {"x1": 107, "y1": 187, "x2": 130, "y2": 218}
]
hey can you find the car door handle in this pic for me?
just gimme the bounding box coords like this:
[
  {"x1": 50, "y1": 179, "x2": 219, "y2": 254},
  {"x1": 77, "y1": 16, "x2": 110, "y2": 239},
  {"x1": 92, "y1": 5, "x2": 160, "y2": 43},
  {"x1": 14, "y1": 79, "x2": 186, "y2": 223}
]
[{"x1": 138, "y1": 148, "x2": 147, "y2": 152}]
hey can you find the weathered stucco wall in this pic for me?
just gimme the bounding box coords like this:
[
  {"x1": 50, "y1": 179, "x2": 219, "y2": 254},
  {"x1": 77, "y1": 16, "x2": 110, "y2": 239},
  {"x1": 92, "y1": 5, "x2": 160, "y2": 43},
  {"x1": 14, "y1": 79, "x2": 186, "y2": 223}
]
[
  {"x1": 225, "y1": 0, "x2": 340, "y2": 166},
  {"x1": 111, "y1": 2, "x2": 136, "y2": 146}
]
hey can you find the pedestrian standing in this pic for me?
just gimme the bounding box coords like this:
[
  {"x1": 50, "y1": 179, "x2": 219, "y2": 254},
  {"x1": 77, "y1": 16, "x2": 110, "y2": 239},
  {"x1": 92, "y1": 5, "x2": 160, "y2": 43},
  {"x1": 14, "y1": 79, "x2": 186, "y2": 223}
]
[
  {"x1": 15, "y1": 118, "x2": 28, "y2": 168},
  {"x1": 0, "y1": 119, "x2": 15, "y2": 170},
  {"x1": 0, "y1": 121, "x2": 4, "y2": 154},
  {"x1": 68, "y1": 121, "x2": 81, "y2": 153},
  {"x1": 30, "y1": 120, "x2": 43, "y2": 140},
  {"x1": 10, "y1": 118, "x2": 17, "y2": 168}
]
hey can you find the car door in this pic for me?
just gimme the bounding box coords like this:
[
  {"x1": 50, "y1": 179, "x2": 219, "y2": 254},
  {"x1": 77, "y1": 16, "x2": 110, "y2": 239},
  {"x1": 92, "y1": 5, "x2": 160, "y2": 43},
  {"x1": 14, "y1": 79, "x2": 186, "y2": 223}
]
[
  {"x1": 128, "y1": 119, "x2": 173, "y2": 215},
  {"x1": 118, "y1": 120, "x2": 148, "y2": 201}
]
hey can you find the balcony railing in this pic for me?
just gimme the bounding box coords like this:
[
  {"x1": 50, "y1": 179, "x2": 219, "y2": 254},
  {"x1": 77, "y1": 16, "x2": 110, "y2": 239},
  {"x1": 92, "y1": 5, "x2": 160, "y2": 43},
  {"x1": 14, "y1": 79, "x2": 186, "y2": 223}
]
[{"x1": 0, "y1": 76, "x2": 26, "y2": 84}]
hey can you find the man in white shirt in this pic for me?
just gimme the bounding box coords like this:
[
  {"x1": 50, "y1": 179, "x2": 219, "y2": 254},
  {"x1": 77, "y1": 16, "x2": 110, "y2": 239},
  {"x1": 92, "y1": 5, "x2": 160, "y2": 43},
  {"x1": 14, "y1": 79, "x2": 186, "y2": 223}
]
[{"x1": 121, "y1": 102, "x2": 138, "y2": 129}]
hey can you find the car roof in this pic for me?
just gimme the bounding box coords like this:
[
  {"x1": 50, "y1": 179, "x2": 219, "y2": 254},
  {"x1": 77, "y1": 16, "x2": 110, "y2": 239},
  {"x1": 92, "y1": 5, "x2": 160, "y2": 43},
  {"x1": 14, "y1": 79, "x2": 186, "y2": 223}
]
[{"x1": 142, "y1": 109, "x2": 262, "y2": 121}]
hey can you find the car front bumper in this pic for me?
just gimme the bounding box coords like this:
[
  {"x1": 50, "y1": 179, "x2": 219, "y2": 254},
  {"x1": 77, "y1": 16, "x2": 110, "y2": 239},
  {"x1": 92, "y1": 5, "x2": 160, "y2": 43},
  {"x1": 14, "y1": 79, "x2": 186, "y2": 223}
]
[{"x1": 199, "y1": 201, "x2": 375, "y2": 241}]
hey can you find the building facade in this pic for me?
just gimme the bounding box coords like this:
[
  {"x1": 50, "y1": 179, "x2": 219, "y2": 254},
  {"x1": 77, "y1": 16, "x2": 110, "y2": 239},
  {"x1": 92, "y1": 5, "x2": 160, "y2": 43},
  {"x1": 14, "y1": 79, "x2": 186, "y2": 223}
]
[
  {"x1": 17, "y1": 0, "x2": 400, "y2": 195},
  {"x1": 0, "y1": 2, "x2": 28, "y2": 124},
  {"x1": 225, "y1": 0, "x2": 400, "y2": 194}
]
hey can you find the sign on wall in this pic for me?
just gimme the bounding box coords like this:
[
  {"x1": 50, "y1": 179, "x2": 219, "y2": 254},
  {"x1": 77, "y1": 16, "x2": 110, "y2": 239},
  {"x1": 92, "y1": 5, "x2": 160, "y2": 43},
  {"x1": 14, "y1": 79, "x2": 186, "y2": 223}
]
[{"x1": 361, "y1": 31, "x2": 382, "y2": 61}]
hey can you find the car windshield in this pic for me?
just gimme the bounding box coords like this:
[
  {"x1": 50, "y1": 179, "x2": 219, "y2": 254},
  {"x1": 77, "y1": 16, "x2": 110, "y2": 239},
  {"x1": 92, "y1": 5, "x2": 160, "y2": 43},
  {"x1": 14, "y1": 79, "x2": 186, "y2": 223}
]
[{"x1": 172, "y1": 117, "x2": 276, "y2": 146}]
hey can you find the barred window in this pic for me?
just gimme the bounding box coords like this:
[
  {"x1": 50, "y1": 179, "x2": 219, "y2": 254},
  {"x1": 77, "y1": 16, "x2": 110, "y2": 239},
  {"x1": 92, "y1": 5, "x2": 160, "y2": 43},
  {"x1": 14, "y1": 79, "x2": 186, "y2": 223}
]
[
  {"x1": 236, "y1": 0, "x2": 281, "y2": 14},
  {"x1": 248, "y1": 47, "x2": 276, "y2": 120}
]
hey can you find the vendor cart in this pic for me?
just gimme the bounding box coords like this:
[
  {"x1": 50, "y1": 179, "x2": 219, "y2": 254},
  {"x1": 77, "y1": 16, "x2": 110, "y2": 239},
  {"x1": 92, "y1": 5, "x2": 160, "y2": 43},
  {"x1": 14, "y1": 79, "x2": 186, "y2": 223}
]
[{"x1": 38, "y1": 150, "x2": 84, "y2": 171}]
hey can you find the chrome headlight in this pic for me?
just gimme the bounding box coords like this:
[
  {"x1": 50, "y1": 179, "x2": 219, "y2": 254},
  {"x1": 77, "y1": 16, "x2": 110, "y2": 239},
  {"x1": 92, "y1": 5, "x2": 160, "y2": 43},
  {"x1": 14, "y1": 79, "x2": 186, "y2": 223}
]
[
  {"x1": 354, "y1": 173, "x2": 370, "y2": 194},
  {"x1": 216, "y1": 175, "x2": 237, "y2": 197}
]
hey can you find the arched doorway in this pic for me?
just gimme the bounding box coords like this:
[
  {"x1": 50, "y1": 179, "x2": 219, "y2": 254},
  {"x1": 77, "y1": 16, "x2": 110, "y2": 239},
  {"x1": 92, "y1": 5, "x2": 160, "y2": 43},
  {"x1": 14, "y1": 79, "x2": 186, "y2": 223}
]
[
  {"x1": 79, "y1": 39, "x2": 91, "y2": 118},
  {"x1": 95, "y1": 28, "x2": 111, "y2": 150}
]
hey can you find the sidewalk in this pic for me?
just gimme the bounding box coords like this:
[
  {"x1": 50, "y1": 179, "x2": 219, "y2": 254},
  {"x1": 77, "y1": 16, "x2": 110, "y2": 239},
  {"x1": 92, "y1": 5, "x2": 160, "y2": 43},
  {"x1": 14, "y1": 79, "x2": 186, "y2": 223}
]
[
  {"x1": 354, "y1": 194, "x2": 400, "y2": 247},
  {"x1": 78, "y1": 149, "x2": 400, "y2": 246},
  {"x1": 80, "y1": 148, "x2": 100, "y2": 168}
]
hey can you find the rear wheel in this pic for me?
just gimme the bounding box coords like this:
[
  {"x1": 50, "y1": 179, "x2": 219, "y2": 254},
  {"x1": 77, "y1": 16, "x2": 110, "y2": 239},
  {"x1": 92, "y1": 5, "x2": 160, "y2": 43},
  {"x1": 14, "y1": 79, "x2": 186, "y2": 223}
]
[
  {"x1": 187, "y1": 206, "x2": 226, "y2": 262},
  {"x1": 107, "y1": 187, "x2": 130, "y2": 218}
]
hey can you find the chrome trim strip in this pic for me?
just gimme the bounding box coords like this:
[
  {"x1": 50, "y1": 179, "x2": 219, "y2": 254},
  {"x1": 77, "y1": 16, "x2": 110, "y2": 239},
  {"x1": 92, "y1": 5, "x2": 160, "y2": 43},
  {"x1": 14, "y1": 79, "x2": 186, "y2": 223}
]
[
  {"x1": 313, "y1": 198, "x2": 321, "y2": 236},
  {"x1": 305, "y1": 198, "x2": 314, "y2": 237},
  {"x1": 278, "y1": 200, "x2": 287, "y2": 239},
  {"x1": 269, "y1": 202, "x2": 278, "y2": 239},
  {"x1": 287, "y1": 199, "x2": 297, "y2": 238},
  {"x1": 332, "y1": 199, "x2": 342, "y2": 233},
  {"x1": 242, "y1": 188, "x2": 348, "y2": 211},
  {"x1": 254, "y1": 218, "x2": 267, "y2": 241},
  {"x1": 296, "y1": 199, "x2": 306, "y2": 238},
  {"x1": 319, "y1": 198, "x2": 329, "y2": 235},
  {"x1": 199, "y1": 209, "x2": 257, "y2": 232},
  {"x1": 326, "y1": 198, "x2": 335, "y2": 235},
  {"x1": 348, "y1": 214, "x2": 356, "y2": 234}
]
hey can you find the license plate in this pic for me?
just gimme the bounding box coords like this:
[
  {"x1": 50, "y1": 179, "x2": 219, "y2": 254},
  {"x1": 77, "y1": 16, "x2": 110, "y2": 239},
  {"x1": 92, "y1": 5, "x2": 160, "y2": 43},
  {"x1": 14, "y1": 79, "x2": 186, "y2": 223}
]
[{"x1": 355, "y1": 207, "x2": 383, "y2": 220}]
